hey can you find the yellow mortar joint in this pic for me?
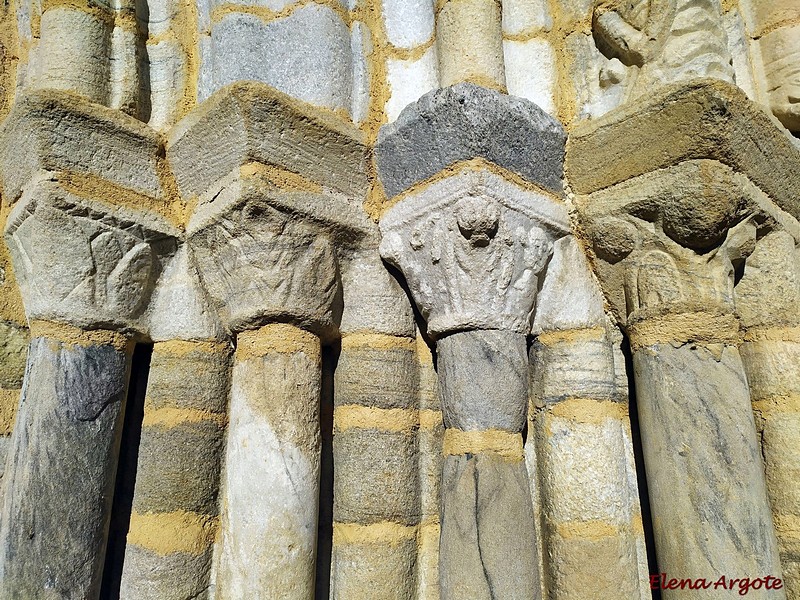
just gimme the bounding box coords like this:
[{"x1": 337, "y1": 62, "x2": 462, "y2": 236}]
[
  {"x1": 29, "y1": 320, "x2": 133, "y2": 352},
  {"x1": 127, "y1": 510, "x2": 218, "y2": 556},
  {"x1": 210, "y1": 0, "x2": 349, "y2": 28},
  {"x1": 443, "y1": 428, "x2": 524, "y2": 462},
  {"x1": 744, "y1": 325, "x2": 800, "y2": 344},
  {"x1": 333, "y1": 405, "x2": 418, "y2": 433},
  {"x1": 0, "y1": 0, "x2": 19, "y2": 121},
  {"x1": 752, "y1": 16, "x2": 800, "y2": 40},
  {"x1": 57, "y1": 170, "x2": 184, "y2": 229},
  {"x1": 536, "y1": 327, "x2": 606, "y2": 347},
  {"x1": 752, "y1": 395, "x2": 800, "y2": 415},
  {"x1": 240, "y1": 162, "x2": 323, "y2": 194},
  {"x1": 555, "y1": 520, "x2": 622, "y2": 540},
  {"x1": 383, "y1": 36, "x2": 435, "y2": 62},
  {"x1": 503, "y1": 29, "x2": 551, "y2": 43},
  {"x1": 548, "y1": 398, "x2": 629, "y2": 424},
  {"x1": 434, "y1": 0, "x2": 502, "y2": 16},
  {"x1": 333, "y1": 521, "x2": 418, "y2": 547},
  {"x1": 419, "y1": 408, "x2": 443, "y2": 430},
  {"x1": 0, "y1": 388, "x2": 20, "y2": 436},
  {"x1": 235, "y1": 324, "x2": 320, "y2": 361},
  {"x1": 153, "y1": 339, "x2": 232, "y2": 357},
  {"x1": 416, "y1": 334, "x2": 435, "y2": 366},
  {"x1": 417, "y1": 520, "x2": 441, "y2": 551},
  {"x1": 340, "y1": 331, "x2": 415, "y2": 351},
  {"x1": 628, "y1": 312, "x2": 741, "y2": 351},
  {"x1": 0, "y1": 202, "x2": 27, "y2": 325},
  {"x1": 377, "y1": 157, "x2": 564, "y2": 220},
  {"x1": 142, "y1": 406, "x2": 227, "y2": 429}
]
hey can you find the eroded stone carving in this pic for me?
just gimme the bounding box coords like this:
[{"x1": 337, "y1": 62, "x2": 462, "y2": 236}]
[
  {"x1": 593, "y1": 0, "x2": 734, "y2": 102},
  {"x1": 380, "y1": 170, "x2": 570, "y2": 338},
  {"x1": 5, "y1": 180, "x2": 178, "y2": 330},
  {"x1": 760, "y1": 25, "x2": 800, "y2": 132}
]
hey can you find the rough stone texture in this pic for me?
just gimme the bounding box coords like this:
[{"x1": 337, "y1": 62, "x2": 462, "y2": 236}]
[
  {"x1": 210, "y1": 6, "x2": 353, "y2": 115},
  {"x1": 119, "y1": 545, "x2": 213, "y2": 600},
  {"x1": 566, "y1": 80, "x2": 800, "y2": 222},
  {"x1": 333, "y1": 428, "x2": 419, "y2": 525},
  {"x1": 529, "y1": 337, "x2": 616, "y2": 404},
  {"x1": 634, "y1": 344, "x2": 785, "y2": 599},
  {"x1": 0, "y1": 89, "x2": 170, "y2": 203},
  {"x1": 436, "y1": 0, "x2": 506, "y2": 91},
  {"x1": 592, "y1": 0, "x2": 733, "y2": 103},
  {"x1": 438, "y1": 331, "x2": 527, "y2": 432},
  {"x1": 330, "y1": 535, "x2": 418, "y2": 600},
  {"x1": 385, "y1": 48, "x2": 439, "y2": 124},
  {"x1": 503, "y1": 38, "x2": 557, "y2": 116},
  {"x1": 376, "y1": 84, "x2": 567, "y2": 198},
  {"x1": 168, "y1": 81, "x2": 369, "y2": 200},
  {"x1": 334, "y1": 347, "x2": 417, "y2": 409},
  {"x1": 0, "y1": 338, "x2": 131, "y2": 599},
  {"x1": 439, "y1": 454, "x2": 540, "y2": 600},
  {"x1": 30, "y1": 8, "x2": 112, "y2": 105},
  {"x1": 382, "y1": 0, "x2": 435, "y2": 49},
  {"x1": 759, "y1": 25, "x2": 800, "y2": 132},
  {"x1": 216, "y1": 336, "x2": 321, "y2": 599},
  {"x1": 187, "y1": 171, "x2": 370, "y2": 336},
  {"x1": 5, "y1": 179, "x2": 178, "y2": 331},
  {"x1": 0, "y1": 323, "x2": 27, "y2": 389},
  {"x1": 380, "y1": 169, "x2": 569, "y2": 337}
]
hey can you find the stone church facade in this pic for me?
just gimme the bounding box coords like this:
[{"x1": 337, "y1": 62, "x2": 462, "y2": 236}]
[{"x1": 0, "y1": 0, "x2": 797, "y2": 598}]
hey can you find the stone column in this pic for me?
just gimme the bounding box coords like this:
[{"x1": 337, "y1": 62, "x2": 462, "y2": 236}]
[
  {"x1": 330, "y1": 248, "x2": 421, "y2": 599},
  {"x1": 119, "y1": 247, "x2": 232, "y2": 600},
  {"x1": 436, "y1": 0, "x2": 506, "y2": 91},
  {"x1": 735, "y1": 229, "x2": 800, "y2": 599},
  {"x1": 0, "y1": 182, "x2": 176, "y2": 598},
  {"x1": 380, "y1": 172, "x2": 568, "y2": 600},
  {"x1": 529, "y1": 237, "x2": 648, "y2": 599},
  {"x1": 31, "y1": 0, "x2": 114, "y2": 104},
  {"x1": 577, "y1": 160, "x2": 785, "y2": 599}
]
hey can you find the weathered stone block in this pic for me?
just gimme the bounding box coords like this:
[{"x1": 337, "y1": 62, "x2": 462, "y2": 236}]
[
  {"x1": 0, "y1": 322, "x2": 27, "y2": 389},
  {"x1": 0, "y1": 89, "x2": 168, "y2": 205},
  {"x1": 210, "y1": 6, "x2": 352, "y2": 115},
  {"x1": 376, "y1": 83, "x2": 566, "y2": 198},
  {"x1": 331, "y1": 533, "x2": 417, "y2": 600},
  {"x1": 333, "y1": 428, "x2": 419, "y2": 525},
  {"x1": 118, "y1": 545, "x2": 213, "y2": 600},
  {"x1": 168, "y1": 81, "x2": 369, "y2": 200},
  {"x1": 567, "y1": 79, "x2": 800, "y2": 221},
  {"x1": 334, "y1": 347, "x2": 417, "y2": 409}
]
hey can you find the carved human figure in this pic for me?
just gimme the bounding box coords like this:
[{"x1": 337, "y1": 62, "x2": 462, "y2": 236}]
[
  {"x1": 593, "y1": 0, "x2": 734, "y2": 101},
  {"x1": 760, "y1": 25, "x2": 800, "y2": 131}
]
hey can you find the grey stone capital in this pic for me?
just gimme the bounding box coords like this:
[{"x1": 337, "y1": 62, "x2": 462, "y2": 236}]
[{"x1": 379, "y1": 169, "x2": 570, "y2": 338}]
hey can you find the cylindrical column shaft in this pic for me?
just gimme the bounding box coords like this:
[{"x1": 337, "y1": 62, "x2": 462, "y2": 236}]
[
  {"x1": 32, "y1": 1, "x2": 113, "y2": 104},
  {"x1": 417, "y1": 333, "x2": 444, "y2": 600},
  {"x1": 437, "y1": 329, "x2": 539, "y2": 600},
  {"x1": 215, "y1": 323, "x2": 321, "y2": 599},
  {"x1": 631, "y1": 315, "x2": 785, "y2": 599},
  {"x1": 330, "y1": 332, "x2": 420, "y2": 599},
  {"x1": 742, "y1": 330, "x2": 800, "y2": 600},
  {"x1": 0, "y1": 321, "x2": 133, "y2": 599},
  {"x1": 530, "y1": 326, "x2": 646, "y2": 599},
  {"x1": 119, "y1": 339, "x2": 232, "y2": 600},
  {"x1": 436, "y1": 0, "x2": 506, "y2": 91}
]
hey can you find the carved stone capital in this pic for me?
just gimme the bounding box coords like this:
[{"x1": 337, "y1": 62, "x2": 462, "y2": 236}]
[
  {"x1": 5, "y1": 179, "x2": 178, "y2": 331},
  {"x1": 379, "y1": 169, "x2": 570, "y2": 338},
  {"x1": 187, "y1": 168, "x2": 372, "y2": 338},
  {"x1": 577, "y1": 160, "x2": 800, "y2": 329}
]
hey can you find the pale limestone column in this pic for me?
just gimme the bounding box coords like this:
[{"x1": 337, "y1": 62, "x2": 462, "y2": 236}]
[
  {"x1": 214, "y1": 324, "x2": 321, "y2": 598},
  {"x1": 577, "y1": 160, "x2": 786, "y2": 599},
  {"x1": 0, "y1": 323, "x2": 133, "y2": 599},
  {"x1": 330, "y1": 250, "x2": 421, "y2": 600},
  {"x1": 31, "y1": 0, "x2": 114, "y2": 104},
  {"x1": 380, "y1": 166, "x2": 571, "y2": 600},
  {"x1": 735, "y1": 229, "x2": 800, "y2": 599},
  {"x1": 436, "y1": 0, "x2": 506, "y2": 91},
  {"x1": 528, "y1": 236, "x2": 648, "y2": 600}
]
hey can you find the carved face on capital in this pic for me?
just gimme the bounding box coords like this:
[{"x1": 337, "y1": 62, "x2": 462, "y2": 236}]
[{"x1": 761, "y1": 26, "x2": 800, "y2": 132}]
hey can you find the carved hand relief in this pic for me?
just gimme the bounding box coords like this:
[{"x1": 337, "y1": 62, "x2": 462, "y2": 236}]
[
  {"x1": 760, "y1": 25, "x2": 800, "y2": 131},
  {"x1": 188, "y1": 198, "x2": 342, "y2": 334},
  {"x1": 5, "y1": 183, "x2": 176, "y2": 327},
  {"x1": 379, "y1": 171, "x2": 570, "y2": 337},
  {"x1": 592, "y1": 0, "x2": 734, "y2": 102}
]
